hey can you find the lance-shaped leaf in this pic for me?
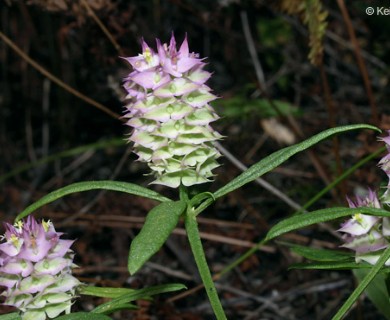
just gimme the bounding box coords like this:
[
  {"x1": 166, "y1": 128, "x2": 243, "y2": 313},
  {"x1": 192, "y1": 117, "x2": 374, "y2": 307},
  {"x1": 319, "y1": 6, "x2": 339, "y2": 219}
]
[
  {"x1": 92, "y1": 284, "x2": 186, "y2": 315},
  {"x1": 214, "y1": 124, "x2": 379, "y2": 199},
  {"x1": 265, "y1": 207, "x2": 390, "y2": 242},
  {"x1": 16, "y1": 181, "x2": 171, "y2": 221},
  {"x1": 287, "y1": 243, "x2": 352, "y2": 262},
  {"x1": 79, "y1": 286, "x2": 137, "y2": 299},
  {"x1": 290, "y1": 261, "x2": 377, "y2": 271},
  {"x1": 128, "y1": 201, "x2": 186, "y2": 274},
  {"x1": 55, "y1": 313, "x2": 113, "y2": 320}
]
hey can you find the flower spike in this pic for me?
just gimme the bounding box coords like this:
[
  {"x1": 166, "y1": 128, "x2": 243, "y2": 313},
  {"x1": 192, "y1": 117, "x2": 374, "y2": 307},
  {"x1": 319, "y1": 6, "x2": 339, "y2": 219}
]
[
  {"x1": 123, "y1": 34, "x2": 222, "y2": 188},
  {"x1": 0, "y1": 216, "x2": 80, "y2": 319}
]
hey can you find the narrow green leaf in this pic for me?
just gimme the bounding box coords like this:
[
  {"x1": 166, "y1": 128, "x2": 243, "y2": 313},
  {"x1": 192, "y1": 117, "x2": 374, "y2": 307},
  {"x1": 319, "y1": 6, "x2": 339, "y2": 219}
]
[
  {"x1": 265, "y1": 207, "x2": 390, "y2": 242},
  {"x1": 210, "y1": 146, "x2": 387, "y2": 284},
  {"x1": 93, "y1": 304, "x2": 137, "y2": 314},
  {"x1": 290, "y1": 261, "x2": 376, "y2": 271},
  {"x1": 0, "y1": 313, "x2": 22, "y2": 320},
  {"x1": 214, "y1": 124, "x2": 380, "y2": 199},
  {"x1": 189, "y1": 192, "x2": 215, "y2": 208},
  {"x1": 92, "y1": 283, "x2": 186, "y2": 315},
  {"x1": 333, "y1": 245, "x2": 390, "y2": 320},
  {"x1": 288, "y1": 244, "x2": 352, "y2": 262},
  {"x1": 15, "y1": 181, "x2": 171, "y2": 221},
  {"x1": 354, "y1": 269, "x2": 390, "y2": 320},
  {"x1": 79, "y1": 286, "x2": 136, "y2": 299},
  {"x1": 128, "y1": 201, "x2": 186, "y2": 275},
  {"x1": 55, "y1": 313, "x2": 112, "y2": 320}
]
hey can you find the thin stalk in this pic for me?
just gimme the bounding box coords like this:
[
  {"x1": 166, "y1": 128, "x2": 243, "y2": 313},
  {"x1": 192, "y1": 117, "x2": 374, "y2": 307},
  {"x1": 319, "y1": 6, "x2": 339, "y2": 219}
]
[
  {"x1": 0, "y1": 30, "x2": 121, "y2": 120},
  {"x1": 332, "y1": 245, "x2": 390, "y2": 320},
  {"x1": 294, "y1": 146, "x2": 386, "y2": 215},
  {"x1": 179, "y1": 184, "x2": 189, "y2": 202},
  {"x1": 194, "y1": 197, "x2": 214, "y2": 216},
  {"x1": 0, "y1": 138, "x2": 125, "y2": 184},
  {"x1": 336, "y1": 0, "x2": 379, "y2": 124},
  {"x1": 185, "y1": 209, "x2": 227, "y2": 320},
  {"x1": 319, "y1": 62, "x2": 345, "y2": 199},
  {"x1": 80, "y1": 0, "x2": 124, "y2": 55}
]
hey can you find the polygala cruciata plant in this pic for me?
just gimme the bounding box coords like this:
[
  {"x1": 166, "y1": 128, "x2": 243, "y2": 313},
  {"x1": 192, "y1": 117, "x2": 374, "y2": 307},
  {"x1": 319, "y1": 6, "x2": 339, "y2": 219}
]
[{"x1": 0, "y1": 33, "x2": 388, "y2": 320}]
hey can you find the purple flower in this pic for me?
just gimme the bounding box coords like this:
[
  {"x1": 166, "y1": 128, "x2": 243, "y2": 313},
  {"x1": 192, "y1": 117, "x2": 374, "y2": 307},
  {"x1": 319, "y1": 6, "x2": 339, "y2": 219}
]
[
  {"x1": 339, "y1": 189, "x2": 390, "y2": 266},
  {"x1": 0, "y1": 216, "x2": 80, "y2": 319},
  {"x1": 123, "y1": 34, "x2": 222, "y2": 188},
  {"x1": 339, "y1": 189, "x2": 381, "y2": 236}
]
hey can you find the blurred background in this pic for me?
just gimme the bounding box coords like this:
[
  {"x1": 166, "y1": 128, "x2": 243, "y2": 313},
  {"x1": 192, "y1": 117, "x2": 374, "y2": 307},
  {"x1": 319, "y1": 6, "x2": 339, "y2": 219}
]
[{"x1": 1, "y1": 0, "x2": 390, "y2": 319}]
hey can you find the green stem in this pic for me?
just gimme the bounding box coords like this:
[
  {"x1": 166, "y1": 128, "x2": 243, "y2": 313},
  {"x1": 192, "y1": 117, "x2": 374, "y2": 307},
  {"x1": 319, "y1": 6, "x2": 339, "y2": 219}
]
[
  {"x1": 294, "y1": 146, "x2": 386, "y2": 215},
  {"x1": 332, "y1": 245, "x2": 390, "y2": 320},
  {"x1": 179, "y1": 184, "x2": 189, "y2": 202},
  {"x1": 185, "y1": 209, "x2": 227, "y2": 320},
  {"x1": 194, "y1": 197, "x2": 214, "y2": 216}
]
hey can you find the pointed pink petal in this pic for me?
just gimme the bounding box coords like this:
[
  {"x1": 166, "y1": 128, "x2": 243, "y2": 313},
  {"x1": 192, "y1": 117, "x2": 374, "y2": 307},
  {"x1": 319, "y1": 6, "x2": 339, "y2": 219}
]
[
  {"x1": 178, "y1": 33, "x2": 189, "y2": 57},
  {"x1": 156, "y1": 39, "x2": 167, "y2": 62},
  {"x1": 130, "y1": 71, "x2": 157, "y2": 89},
  {"x1": 177, "y1": 57, "x2": 200, "y2": 73},
  {"x1": 168, "y1": 33, "x2": 177, "y2": 56}
]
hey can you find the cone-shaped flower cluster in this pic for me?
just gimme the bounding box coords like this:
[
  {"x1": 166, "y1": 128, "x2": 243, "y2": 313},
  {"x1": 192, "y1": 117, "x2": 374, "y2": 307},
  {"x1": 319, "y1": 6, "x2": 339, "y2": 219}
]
[
  {"x1": 0, "y1": 216, "x2": 80, "y2": 320},
  {"x1": 339, "y1": 131, "x2": 390, "y2": 266},
  {"x1": 123, "y1": 34, "x2": 222, "y2": 188}
]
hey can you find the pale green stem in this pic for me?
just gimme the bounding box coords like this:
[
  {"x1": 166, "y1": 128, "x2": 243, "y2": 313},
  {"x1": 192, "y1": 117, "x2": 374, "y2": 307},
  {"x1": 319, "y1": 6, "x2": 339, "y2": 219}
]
[
  {"x1": 184, "y1": 207, "x2": 227, "y2": 319},
  {"x1": 332, "y1": 245, "x2": 390, "y2": 320}
]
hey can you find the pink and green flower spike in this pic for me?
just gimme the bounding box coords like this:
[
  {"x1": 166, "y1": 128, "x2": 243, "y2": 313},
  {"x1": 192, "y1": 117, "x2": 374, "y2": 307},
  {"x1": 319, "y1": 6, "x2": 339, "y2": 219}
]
[
  {"x1": 0, "y1": 216, "x2": 80, "y2": 320},
  {"x1": 123, "y1": 34, "x2": 222, "y2": 188}
]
